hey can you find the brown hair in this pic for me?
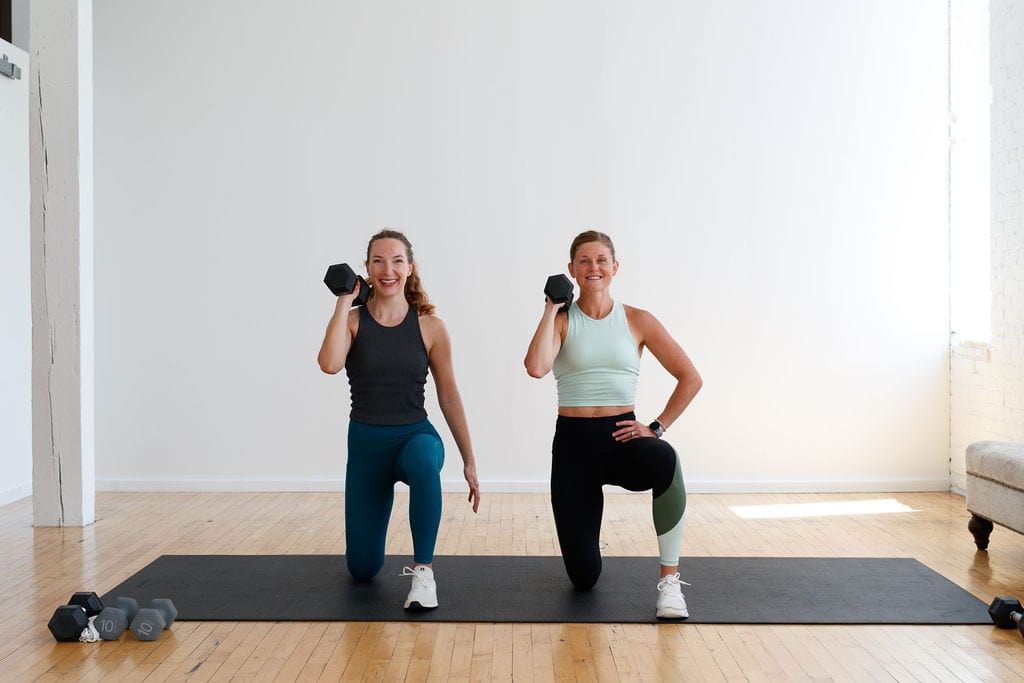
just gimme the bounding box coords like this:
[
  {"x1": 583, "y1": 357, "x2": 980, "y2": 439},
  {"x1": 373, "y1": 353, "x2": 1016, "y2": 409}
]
[
  {"x1": 570, "y1": 230, "x2": 616, "y2": 262},
  {"x1": 364, "y1": 229, "x2": 436, "y2": 316}
]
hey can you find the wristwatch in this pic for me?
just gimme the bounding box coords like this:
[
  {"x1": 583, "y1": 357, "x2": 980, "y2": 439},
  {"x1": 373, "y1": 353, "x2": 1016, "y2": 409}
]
[{"x1": 649, "y1": 420, "x2": 665, "y2": 438}]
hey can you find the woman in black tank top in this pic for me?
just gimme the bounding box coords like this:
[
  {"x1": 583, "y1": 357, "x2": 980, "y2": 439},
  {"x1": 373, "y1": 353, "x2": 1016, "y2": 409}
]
[{"x1": 318, "y1": 229, "x2": 480, "y2": 611}]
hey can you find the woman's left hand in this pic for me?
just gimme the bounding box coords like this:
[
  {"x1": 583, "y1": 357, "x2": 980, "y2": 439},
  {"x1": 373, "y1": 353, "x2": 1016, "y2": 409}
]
[
  {"x1": 613, "y1": 419, "x2": 648, "y2": 443},
  {"x1": 464, "y1": 463, "x2": 481, "y2": 512}
]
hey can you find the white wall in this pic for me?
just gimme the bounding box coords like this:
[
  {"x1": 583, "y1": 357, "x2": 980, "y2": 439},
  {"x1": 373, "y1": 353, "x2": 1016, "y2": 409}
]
[
  {"x1": 94, "y1": 1, "x2": 951, "y2": 493},
  {"x1": 0, "y1": 39, "x2": 31, "y2": 505},
  {"x1": 951, "y1": 0, "x2": 1022, "y2": 493}
]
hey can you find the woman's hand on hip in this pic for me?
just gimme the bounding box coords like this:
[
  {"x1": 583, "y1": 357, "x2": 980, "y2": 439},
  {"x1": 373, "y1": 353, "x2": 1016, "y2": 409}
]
[{"x1": 613, "y1": 419, "x2": 649, "y2": 443}]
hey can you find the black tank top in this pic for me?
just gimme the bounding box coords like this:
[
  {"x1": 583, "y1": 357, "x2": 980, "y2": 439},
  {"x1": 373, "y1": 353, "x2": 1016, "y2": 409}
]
[{"x1": 345, "y1": 305, "x2": 429, "y2": 425}]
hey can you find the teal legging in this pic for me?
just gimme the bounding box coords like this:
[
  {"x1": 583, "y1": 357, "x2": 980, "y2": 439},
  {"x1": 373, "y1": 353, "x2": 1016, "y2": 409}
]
[{"x1": 345, "y1": 419, "x2": 445, "y2": 579}]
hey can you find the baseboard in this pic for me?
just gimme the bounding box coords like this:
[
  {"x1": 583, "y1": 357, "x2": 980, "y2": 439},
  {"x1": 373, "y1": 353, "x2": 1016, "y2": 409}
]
[
  {"x1": 96, "y1": 478, "x2": 952, "y2": 494},
  {"x1": 0, "y1": 482, "x2": 31, "y2": 507},
  {"x1": 95, "y1": 479, "x2": 553, "y2": 493},
  {"x1": 684, "y1": 479, "x2": 952, "y2": 493}
]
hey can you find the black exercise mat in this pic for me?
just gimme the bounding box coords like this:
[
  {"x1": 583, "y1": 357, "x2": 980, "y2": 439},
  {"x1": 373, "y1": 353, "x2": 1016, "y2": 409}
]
[{"x1": 101, "y1": 555, "x2": 991, "y2": 624}]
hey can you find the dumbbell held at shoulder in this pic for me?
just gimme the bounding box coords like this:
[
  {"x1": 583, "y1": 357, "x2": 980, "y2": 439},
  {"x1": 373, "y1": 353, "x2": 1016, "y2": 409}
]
[
  {"x1": 324, "y1": 263, "x2": 370, "y2": 307},
  {"x1": 544, "y1": 274, "x2": 574, "y2": 313}
]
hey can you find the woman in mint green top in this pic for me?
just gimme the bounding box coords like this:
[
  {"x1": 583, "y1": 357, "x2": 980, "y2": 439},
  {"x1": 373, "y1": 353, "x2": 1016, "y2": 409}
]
[{"x1": 524, "y1": 230, "x2": 703, "y2": 619}]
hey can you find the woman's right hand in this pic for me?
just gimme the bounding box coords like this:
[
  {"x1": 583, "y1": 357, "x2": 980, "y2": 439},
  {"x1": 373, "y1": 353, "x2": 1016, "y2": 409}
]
[
  {"x1": 335, "y1": 279, "x2": 360, "y2": 307},
  {"x1": 464, "y1": 463, "x2": 481, "y2": 513}
]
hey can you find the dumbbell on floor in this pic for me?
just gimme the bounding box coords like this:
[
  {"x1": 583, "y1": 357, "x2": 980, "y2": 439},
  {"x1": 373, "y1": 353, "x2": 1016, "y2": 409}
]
[
  {"x1": 95, "y1": 597, "x2": 138, "y2": 641},
  {"x1": 48, "y1": 593, "x2": 177, "y2": 643},
  {"x1": 130, "y1": 598, "x2": 177, "y2": 641},
  {"x1": 544, "y1": 274, "x2": 574, "y2": 312},
  {"x1": 324, "y1": 263, "x2": 370, "y2": 307},
  {"x1": 47, "y1": 591, "x2": 104, "y2": 642},
  {"x1": 48, "y1": 605, "x2": 89, "y2": 642},
  {"x1": 989, "y1": 596, "x2": 1024, "y2": 638}
]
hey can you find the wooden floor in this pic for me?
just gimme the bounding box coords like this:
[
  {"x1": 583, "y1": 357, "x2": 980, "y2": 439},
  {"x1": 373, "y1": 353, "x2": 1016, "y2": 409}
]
[{"x1": 2, "y1": 491, "x2": 1024, "y2": 681}]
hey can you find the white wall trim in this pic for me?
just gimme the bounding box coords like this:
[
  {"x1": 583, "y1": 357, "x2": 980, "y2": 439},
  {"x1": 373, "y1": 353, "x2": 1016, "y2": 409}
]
[{"x1": 96, "y1": 478, "x2": 952, "y2": 494}]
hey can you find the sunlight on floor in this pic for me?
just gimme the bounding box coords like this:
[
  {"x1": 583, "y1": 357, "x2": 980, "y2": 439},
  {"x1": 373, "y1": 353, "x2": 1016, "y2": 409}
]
[{"x1": 729, "y1": 498, "x2": 919, "y2": 519}]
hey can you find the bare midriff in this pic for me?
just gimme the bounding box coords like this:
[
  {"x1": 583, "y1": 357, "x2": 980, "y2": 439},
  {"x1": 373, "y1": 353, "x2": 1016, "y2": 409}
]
[{"x1": 557, "y1": 405, "x2": 634, "y2": 418}]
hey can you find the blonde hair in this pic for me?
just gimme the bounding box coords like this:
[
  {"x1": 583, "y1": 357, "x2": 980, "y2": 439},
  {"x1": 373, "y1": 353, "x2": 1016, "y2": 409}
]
[
  {"x1": 570, "y1": 230, "x2": 616, "y2": 261},
  {"x1": 364, "y1": 229, "x2": 436, "y2": 316}
]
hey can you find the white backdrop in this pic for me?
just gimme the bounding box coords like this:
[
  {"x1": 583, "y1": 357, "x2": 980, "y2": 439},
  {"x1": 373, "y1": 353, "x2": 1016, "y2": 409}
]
[
  {"x1": 92, "y1": 1, "x2": 950, "y2": 492},
  {"x1": 0, "y1": 39, "x2": 31, "y2": 506}
]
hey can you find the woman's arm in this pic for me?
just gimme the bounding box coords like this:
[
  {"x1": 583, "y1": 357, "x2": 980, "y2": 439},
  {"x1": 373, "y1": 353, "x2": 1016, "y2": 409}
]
[
  {"x1": 422, "y1": 316, "x2": 481, "y2": 512},
  {"x1": 317, "y1": 289, "x2": 360, "y2": 374},
  {"x1": 524, "y1": 300, "x2": 566, "y2": 378},
  {"x1": 629, "y1": 306, "x2": 703, "y2": 432}
]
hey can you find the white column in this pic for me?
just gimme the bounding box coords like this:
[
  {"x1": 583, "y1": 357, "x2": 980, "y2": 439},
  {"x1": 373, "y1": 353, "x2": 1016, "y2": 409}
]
[{"x1": 30, "y1": 0, "x2": 94, "y2": 527}]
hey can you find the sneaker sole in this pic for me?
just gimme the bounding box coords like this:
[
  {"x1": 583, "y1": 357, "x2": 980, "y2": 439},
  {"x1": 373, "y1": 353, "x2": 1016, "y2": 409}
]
[
  {"x1": 656, "y1": 610, "x2": 689, "y2": 620},
  {"x1": 404, "y1": 601, "x2": 439, "y2": 611}
]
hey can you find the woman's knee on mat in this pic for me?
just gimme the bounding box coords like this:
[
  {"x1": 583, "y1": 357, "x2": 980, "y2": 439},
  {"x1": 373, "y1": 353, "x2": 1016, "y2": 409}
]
[
  {"x1": 346, "y1": 551, "x2": 384, "y2": 581},
  {"x1": 563, "y1": 551, "x2": 602, "y2": 591}
]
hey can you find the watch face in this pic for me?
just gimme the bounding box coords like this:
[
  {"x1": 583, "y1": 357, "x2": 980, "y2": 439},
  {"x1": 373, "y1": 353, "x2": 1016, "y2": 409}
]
[{"x1": 650, "y1": 421, "x2": 663, "y2": 436}]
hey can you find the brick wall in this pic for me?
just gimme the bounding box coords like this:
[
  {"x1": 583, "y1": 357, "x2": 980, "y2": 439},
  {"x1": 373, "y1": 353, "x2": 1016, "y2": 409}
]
[{"x1": 950, "y1": 0, "x2": 1024, "y2": 493}]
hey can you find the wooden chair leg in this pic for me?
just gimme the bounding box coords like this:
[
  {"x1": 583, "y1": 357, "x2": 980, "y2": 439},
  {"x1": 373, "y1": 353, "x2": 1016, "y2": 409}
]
[{"x1": 968, "y1": 514, "x2": 994, "y2": 550}]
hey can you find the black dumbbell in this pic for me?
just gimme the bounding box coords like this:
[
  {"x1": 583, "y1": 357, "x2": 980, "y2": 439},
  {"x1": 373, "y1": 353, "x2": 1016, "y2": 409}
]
[
  {"x1": 68, "y1": 591, "x2": 104, "y2": 617},
  {"x1": 324, "y1": 263, "x2": 370, "y2": 307},
  {"x1": 48, "y1": 605, "x2": 89, "y2": 642},
  {"x1": 544, "y1": 274, "x2": 574, "y2": 312},
  {"x1": 47, "y1": 591, "x2": 106, "y2": 642},
  {"x1": 988, "y1": 596, "x2": 1024, "y2": 638}
]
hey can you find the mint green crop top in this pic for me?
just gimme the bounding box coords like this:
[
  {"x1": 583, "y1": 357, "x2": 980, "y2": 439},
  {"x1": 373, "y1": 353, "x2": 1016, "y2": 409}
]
[{"x1": 553, "y1": 300, "x2": 640, "y2": 406}]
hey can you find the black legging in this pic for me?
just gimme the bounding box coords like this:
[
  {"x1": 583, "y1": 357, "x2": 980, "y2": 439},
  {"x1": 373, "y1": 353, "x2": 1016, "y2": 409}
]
[{"x1": 551, "y1": 412, "x2": 684, "y2": 590}]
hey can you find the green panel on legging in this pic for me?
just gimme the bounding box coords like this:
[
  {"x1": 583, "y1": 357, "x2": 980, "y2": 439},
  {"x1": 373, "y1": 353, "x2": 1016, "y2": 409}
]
[{"x1": 653, "y1": 457, "x2": 686, "y2": 535}]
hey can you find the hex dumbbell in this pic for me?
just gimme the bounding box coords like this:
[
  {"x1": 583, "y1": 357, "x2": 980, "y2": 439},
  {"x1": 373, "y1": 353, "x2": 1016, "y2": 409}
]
[
  {"x1": 47, "y1": 591, "x2": 105, "y2": 642},
  {"x1": 150, "y1": 598, "x2": 177, "y2": 628},
  {"x1": 48, "y1": 605, "x2": 89, "y2": 642},
  {"x1": 69, "y1": 591, "x2": 104, "y2": 617},
  {"x1": 544, "y1": 274, "x2": 574, "y2": 312},
  {"x1": 92, "y1": 597, "x2": 138, "y2": 640},
  {"x1": 988, "y1": 596, "x2": 1024, "y2": 638},
  {"x1": 324, "y1": 263, "x2": 370, "y2": 306},
  {"x1": 94, "y1": 606, "x2": 128, "y2": 641},
  {"x1": 113, "y1": 596, "x2": 139, "y2": 623},
  {"x1": 47, "y1": 593, "x2": 176, "y2": 643},
  {"x1": 130, "y1": 598, "x2": 177, "y2": 641}
]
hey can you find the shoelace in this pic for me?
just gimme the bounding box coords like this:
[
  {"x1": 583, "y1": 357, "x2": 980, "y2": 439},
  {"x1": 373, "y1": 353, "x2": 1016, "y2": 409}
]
[
  {"x1": 657, "y1": 572, "x2": 691, "y2": 592},
  {"x1": 401, "y1": 566, "x2": 434, "y2": 588}
]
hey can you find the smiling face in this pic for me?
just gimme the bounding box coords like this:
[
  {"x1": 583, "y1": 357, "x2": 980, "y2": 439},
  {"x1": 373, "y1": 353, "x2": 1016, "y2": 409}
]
[
  {"x1": 366, "y1": 237, "x2": 413, "y2": 298},
  {"x1": 568, "y1": 240, "x2": 618, "y2": 293}
]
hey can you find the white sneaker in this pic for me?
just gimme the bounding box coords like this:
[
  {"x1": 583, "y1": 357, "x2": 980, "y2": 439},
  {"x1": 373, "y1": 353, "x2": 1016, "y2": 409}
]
[
  {"x1": 402, "y1": 566, "x2": 438, "y2": 611},
  {"x1": 656, "y1": 573, "x2": 690, "y2": 619}
]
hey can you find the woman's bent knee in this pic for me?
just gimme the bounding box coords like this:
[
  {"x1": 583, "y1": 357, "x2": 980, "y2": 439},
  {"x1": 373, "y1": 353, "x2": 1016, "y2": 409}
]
[{"x1": 400, "y1": 434, "x2": 444, "y2": 478}]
